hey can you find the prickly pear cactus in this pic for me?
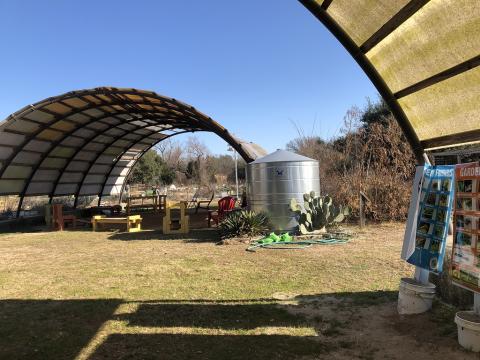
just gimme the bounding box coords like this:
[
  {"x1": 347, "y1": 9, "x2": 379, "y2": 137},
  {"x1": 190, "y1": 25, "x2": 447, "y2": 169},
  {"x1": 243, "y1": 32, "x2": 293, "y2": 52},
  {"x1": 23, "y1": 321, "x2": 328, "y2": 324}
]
[{"x1": 291, "y1": 191, "x2": 350, "y2": 234}]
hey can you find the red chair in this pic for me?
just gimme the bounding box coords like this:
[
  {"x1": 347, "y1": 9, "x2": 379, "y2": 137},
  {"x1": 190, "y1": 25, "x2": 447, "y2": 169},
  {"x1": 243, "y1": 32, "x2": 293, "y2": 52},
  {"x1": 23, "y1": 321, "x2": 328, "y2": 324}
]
[
  {"x1": 208, "y1": 196, "x2": 236, "y2": 227},
  {"x1": 52, "y1": 204, "x2": 76, "y2": 231}
]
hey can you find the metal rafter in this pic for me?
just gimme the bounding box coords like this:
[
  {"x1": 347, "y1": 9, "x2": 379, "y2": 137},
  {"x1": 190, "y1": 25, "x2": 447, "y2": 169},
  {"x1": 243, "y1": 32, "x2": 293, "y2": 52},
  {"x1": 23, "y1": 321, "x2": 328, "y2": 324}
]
[
  {"x1": 394, "y1": 54, "x2": 480, "y2": 99},
  {"x1": 15, "y1": 110, "x2": 180, "y2": 214},
  {"x1": 71, "y1": 122, "x2": 194, "y2": 207},
  {"x1": 97, "y1": 129, "x2": 194, "y2": 206},
  {"x1": 360, "y1": 0, "x2": 430, "y2": 53},
  {"x1": 47, "y1": 116, "x2": 198, "y2": 203}
]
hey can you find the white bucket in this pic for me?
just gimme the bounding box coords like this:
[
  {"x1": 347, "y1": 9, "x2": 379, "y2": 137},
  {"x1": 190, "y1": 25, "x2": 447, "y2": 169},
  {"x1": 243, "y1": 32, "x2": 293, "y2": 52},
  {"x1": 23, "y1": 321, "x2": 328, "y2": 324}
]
[
  {"x1": 397, "y1": 277, "x2": 436, "y2": 315},
  {"x1": 455, "y1": 311, "x2": 480, "y2": 352}
]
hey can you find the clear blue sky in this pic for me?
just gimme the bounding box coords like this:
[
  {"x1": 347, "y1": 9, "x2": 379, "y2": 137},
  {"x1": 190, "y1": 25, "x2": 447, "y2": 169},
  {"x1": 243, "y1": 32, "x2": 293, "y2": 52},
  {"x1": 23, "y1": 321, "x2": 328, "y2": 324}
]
[{"x1": 0, "y1": 0, "x2": 378, "y2": 155}]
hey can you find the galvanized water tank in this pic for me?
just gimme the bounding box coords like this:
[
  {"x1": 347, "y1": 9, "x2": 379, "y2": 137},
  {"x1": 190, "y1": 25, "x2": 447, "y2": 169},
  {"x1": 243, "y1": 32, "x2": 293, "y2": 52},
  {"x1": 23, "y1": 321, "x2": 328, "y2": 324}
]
[{"x1": 246, "y1": 149, "x2": 320, "y2": 231}]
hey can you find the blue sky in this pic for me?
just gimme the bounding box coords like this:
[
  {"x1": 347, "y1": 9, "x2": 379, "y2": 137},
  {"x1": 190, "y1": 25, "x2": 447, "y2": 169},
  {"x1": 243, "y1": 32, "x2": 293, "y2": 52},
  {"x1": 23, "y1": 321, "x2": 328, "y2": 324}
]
[{"x1": 0, "y1": 0, "x2": 378, "y2": 155}]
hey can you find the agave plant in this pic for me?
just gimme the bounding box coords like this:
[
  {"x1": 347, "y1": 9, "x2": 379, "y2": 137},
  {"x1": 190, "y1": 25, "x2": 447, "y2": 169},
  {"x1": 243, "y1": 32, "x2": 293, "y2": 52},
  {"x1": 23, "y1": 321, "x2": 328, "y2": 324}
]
[
  {"x1": 218, "y1": 210, "x2": 270, "y2": 239},
  {"x1": 290, "y1": 191, "x2": 350, "y2": 234}
]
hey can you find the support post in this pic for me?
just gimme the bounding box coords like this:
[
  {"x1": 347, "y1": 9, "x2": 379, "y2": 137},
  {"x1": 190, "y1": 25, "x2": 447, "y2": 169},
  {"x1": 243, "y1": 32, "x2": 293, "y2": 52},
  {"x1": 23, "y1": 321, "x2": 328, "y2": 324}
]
[
  {"x1": 234, "y1": 150, "x2": 239, "y2": 199},
  {"x1": 359, "y1": 191, "x2": 370, "y2": 228},
  {"x1": 359, "y1": 192, "x2": 365, "y2": 228},
  {"x1": 16, "y1": 196, "x2": 24, "y2": 218},
  {"x1": 475, "y1": 293, "x2": 480, "y2": 315}
]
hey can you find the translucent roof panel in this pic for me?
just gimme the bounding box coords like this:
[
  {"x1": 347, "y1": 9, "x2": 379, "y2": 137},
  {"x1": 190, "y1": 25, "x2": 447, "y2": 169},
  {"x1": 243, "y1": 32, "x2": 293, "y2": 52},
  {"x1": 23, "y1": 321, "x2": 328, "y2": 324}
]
[
  {"x1": 399, "y1": 66, "x2": 480, "y2": 144},
  {"x1": 301, "y1": 0, "x2": 480, "y2": 155},
  {"x1": 367, "y1": 0, "x2": 480, "y2": 93},
  {"x1": 327, "y1": 0, "x2": 411, "y2": 45},
  {"x1": 0, "y1": 87, "x2": 266, "y2": 210}
]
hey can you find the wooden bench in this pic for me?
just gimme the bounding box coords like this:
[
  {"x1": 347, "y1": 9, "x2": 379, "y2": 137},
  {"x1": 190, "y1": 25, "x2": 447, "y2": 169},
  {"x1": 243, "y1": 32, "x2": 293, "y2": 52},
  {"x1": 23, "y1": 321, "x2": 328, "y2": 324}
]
[{"x1": 91, "y1": 215, "x2": 142, "y2": 233}]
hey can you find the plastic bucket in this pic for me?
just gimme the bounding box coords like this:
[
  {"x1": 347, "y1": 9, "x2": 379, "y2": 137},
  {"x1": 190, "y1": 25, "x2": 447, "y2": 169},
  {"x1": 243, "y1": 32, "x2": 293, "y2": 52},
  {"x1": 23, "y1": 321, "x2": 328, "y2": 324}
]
[
  {"x1": 397, "y1": 277, "x2": 436, "y2": 315},
  {"x1": 455, "y1": 311, "x2": 480, "y2": 352}
]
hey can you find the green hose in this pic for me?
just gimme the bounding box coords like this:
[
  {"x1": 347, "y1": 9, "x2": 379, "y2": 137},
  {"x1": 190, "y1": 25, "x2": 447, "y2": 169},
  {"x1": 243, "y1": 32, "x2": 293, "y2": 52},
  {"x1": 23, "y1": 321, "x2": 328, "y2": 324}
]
[{"x1": 246, "y1": 232, "x2": 352, "y2": 252}]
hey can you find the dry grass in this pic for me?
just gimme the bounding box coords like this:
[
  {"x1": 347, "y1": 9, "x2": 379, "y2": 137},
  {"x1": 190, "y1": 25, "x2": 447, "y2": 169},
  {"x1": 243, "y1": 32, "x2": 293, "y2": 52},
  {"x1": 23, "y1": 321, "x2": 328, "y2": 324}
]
[
  {"x1": 0, "y1": 223, "x2": 411, "y2": 300},
  {"x1": 0, "y1": 223, "x2": 474, "y2": 359}
]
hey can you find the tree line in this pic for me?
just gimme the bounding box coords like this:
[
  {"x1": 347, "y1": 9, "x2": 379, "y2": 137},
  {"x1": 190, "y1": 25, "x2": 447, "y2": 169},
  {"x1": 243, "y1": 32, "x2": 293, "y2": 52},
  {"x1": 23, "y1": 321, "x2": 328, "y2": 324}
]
[
  {"x1": 287, "y1": 98, "x2": 416, "y2": 221},
  {"x1": 128, "y1": 136, "x2": 245, "y2": 188}
]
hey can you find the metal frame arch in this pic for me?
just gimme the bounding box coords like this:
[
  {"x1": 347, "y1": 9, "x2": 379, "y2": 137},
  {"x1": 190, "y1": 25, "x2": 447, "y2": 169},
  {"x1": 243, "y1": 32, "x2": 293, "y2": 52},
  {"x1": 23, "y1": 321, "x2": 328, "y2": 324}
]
[
  {"x1": 15, "y1": 111, "x2": 191, "y2": 213},
  {"x1": 0, "y1": 87, "x2": 259, "y2": 217}
]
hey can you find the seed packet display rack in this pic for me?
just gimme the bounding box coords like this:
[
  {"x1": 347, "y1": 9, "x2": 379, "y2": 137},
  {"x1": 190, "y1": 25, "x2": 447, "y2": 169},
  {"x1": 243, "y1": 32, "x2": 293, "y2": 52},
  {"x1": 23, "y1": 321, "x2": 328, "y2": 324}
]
[
  {"x1": 451, "y1": 163, "x2": 480, "y2": 293},
  {"x1": 407, "y1": 166, "x2": 455, "y2": 273}
]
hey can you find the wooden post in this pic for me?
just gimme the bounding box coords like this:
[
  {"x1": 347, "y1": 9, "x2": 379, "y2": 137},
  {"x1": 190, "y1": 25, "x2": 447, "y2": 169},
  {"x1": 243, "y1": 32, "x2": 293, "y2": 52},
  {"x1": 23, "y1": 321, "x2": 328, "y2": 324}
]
[
  {"x1": 359, "y1": 194, "x2": 365, "y2": 228},
  {"x1": 359, "y1": 191, "x2": 370, "y2": 228}
]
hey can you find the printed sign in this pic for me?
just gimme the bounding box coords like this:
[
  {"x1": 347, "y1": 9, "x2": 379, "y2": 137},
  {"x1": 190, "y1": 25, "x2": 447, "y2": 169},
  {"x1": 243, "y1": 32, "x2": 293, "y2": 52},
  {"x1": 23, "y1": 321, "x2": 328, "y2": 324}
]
[
  {"x1": 451, "y1": 162, "x2": 480, "y2": 292},
  {"x1": 402, "y1": 165, "x2": 455, "y2": 272}
]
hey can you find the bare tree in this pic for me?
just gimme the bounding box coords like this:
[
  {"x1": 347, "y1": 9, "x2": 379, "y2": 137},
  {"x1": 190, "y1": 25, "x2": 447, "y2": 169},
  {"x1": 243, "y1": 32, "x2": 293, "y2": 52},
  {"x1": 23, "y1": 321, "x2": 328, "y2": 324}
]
[
  {"x1": 186, "y1": 136, "x2": 209, "y2": 159},
  {"x1": 155, "y1": 139, "x2": 184, "y2": 171},
  {"x1": 185, "y1": 136, "x2": 211, "y2": 186}
]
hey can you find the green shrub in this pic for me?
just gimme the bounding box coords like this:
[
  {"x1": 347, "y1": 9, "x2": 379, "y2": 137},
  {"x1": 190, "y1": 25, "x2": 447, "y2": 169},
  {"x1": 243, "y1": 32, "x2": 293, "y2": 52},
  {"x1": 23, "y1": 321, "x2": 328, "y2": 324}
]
[{"x1": 218, "y1": 210, "x2": 270, "y2": 239}]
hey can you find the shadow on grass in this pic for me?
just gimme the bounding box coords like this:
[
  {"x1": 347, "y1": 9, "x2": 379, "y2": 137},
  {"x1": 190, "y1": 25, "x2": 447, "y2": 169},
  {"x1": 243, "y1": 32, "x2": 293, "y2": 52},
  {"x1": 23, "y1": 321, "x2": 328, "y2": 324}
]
[
  {"x1": 116, "y1": 303, "x2": 308, "y2": 329},
  {"x1": 91, "y1": 333, "x2": 327, "y2": 360},
  {"x1": 108, "y1": 228, "x2": 220, "y2": 243},
  {"x1": 0, "y1": 299, "x2": 122, "y2": 360},
  {"x1": 295, "y1": 289, "x2": 398, "y2": 307},
  {"x1": 0, "y1": 291, "x2": 401, "y2": 360}
]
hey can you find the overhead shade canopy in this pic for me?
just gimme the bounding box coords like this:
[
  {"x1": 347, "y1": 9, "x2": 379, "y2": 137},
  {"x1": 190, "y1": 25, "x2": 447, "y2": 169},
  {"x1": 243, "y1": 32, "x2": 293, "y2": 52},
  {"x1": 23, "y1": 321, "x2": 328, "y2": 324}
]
[
  {"x1": 300, "y1": 0, "x2": 480, "y2": 160},
  {"x1": 0, "y1": 87, "x2": 266, "y2": 207}
]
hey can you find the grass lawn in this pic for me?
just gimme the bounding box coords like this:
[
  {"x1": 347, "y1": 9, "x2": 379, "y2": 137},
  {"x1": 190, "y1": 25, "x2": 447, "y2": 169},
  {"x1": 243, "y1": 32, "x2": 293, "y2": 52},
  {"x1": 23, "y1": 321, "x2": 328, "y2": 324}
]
[{"x1": 0, "y1": 223, "x2": 475, "y2": 359}]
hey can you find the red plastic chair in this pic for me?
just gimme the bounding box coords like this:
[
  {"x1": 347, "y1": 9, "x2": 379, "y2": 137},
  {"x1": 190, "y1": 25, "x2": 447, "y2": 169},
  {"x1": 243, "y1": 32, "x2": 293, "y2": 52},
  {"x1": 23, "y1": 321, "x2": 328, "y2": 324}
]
[{"x1": 208, "y1": 196, "x2": 236, "y2": 227}]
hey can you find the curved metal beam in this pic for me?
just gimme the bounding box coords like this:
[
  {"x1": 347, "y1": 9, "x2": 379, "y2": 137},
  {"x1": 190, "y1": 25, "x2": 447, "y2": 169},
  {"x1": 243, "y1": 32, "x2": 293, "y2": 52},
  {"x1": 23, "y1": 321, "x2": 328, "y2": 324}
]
[{"x1": 4, "y1": 87, "x2": 257, "y2": 216}]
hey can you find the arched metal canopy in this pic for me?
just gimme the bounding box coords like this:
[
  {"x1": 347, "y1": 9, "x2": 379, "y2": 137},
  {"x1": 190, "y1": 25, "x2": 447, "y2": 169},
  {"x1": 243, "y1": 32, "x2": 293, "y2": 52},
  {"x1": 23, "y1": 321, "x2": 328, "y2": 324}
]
[
  {"x1": 0, "y1": 87, "x2": 266, "y2": 210},
  {"x1": 300, "y1": 0, "x2": 480, "y2": 162}
]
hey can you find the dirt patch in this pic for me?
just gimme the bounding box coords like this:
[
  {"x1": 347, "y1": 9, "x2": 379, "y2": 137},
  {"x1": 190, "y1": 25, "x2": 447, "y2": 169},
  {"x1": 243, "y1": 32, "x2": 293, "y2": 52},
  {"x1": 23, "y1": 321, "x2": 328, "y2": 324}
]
[{"x1": 282, "y1": 294, "x2": 478, "y2": 360}]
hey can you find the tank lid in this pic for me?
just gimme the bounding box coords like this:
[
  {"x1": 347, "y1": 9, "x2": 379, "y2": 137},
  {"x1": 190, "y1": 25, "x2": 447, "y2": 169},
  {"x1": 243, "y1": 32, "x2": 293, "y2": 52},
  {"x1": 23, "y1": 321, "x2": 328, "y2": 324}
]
[{"x1": 250, "y1": 149, "x2": 317, "y2": 164}]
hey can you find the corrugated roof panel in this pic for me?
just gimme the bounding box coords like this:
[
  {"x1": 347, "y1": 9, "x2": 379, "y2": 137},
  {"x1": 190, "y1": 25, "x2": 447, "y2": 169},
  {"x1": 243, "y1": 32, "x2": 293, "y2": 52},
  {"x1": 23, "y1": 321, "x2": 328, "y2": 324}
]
[
  {"x1": 0, "y1": 180, "x2": 25, "y2": 194},
  {"x1": 367, "y1": 0, "x2": 480, "y2": 93},
  {"x1": 328, "y1": 0, "x2": 410, "y2": 45},
  {"x1": 26, "y1": 182, "x2": 53, "y2": 195},
  {"x1": 399, "y1": 66, "x2": 480, "y2": 142},
  {"x1": 2, "y1": 165, "x2": 32, "y2": 179}
]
